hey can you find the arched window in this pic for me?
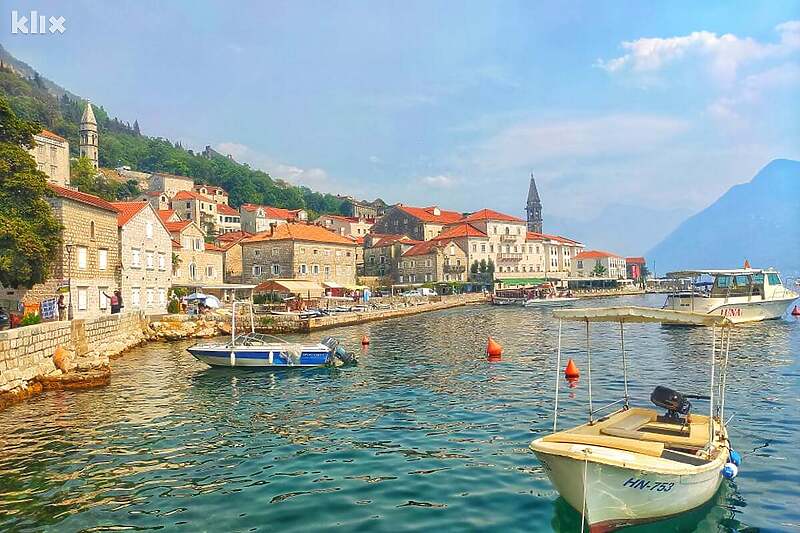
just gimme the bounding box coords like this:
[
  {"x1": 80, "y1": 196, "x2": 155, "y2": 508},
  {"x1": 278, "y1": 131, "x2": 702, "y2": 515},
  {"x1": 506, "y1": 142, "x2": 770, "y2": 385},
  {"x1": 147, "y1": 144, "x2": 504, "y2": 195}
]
[
  {"x1": 505, "y1": 227, "x2": 510, "y2": 235},
  {"x1": 189, "y1": 263, "x2": 197, "y2": 280},
  {"x1": 90, "y1": 221, "x2": 95, "y2": 240}
]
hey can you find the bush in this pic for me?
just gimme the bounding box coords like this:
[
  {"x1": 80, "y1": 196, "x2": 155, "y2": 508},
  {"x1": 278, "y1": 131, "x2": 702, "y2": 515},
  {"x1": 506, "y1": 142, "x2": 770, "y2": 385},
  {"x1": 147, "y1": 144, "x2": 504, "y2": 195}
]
[
  {"x1": 19, "y1": 313, "x2": 42, "y2": 327},
  {"x1": 167, "y1": 299, "x2": 181, "y2": 314}
]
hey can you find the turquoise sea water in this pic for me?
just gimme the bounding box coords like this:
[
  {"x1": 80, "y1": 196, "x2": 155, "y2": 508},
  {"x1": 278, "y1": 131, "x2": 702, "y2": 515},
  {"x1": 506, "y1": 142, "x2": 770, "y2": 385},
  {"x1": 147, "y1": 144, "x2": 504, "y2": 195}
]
[{"x1": 0, "y1": 294, "x2": 798, "y2": 532}]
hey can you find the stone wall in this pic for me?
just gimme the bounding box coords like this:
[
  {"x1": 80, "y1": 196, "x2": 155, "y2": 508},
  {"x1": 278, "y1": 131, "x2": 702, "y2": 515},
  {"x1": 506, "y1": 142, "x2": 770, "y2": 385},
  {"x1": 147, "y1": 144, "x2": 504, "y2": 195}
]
[{"x1": 0, "y1": 312, "x2": 150, "y2": 408}]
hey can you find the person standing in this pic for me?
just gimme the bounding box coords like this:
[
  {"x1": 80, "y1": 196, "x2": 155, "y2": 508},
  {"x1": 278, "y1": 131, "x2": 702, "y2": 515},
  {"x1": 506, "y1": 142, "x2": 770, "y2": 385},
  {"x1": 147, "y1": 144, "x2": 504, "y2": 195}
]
[
  {"x1": 57, "y1": 295, "x2": 67, "y2": 321},
  {"x1": 103, "y1": 290, "x2": 124, "y2": 314}
]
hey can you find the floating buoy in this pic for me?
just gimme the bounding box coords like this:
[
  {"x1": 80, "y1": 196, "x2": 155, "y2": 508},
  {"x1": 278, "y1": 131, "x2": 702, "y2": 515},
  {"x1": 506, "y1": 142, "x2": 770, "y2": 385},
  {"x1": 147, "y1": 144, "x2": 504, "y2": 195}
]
[
  {"x1": 791, "y1": 306, "x2": 800, "y2": 317},
  {"x1": 565, "y1": 358, "x2": 580, "y2": 379},
  {"x1": 486, "y1": 337, "x2": 503, "y2": 360},
  {"x1": 722, "y1": 463, "x2": 738, "y2": 479},
  {"x1": 361, "y1": 334, "x2": 370, "y2": 345},
  {"x1": 729, "y1": 449, "x2": 742, "y2": 467}
]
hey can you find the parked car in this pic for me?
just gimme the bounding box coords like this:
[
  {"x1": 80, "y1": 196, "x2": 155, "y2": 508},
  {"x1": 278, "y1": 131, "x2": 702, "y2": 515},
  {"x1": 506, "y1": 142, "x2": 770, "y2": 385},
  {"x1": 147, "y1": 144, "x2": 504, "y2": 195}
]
[
  {"x1": 419, "y1": 288, "x2": 438, "y2": 297},
  {"x1": 0, "y1": 307, "x2": 10, "y2": 330},
  {"x1": 402, "y1": 289, "x2": 422, "y2": 296}
]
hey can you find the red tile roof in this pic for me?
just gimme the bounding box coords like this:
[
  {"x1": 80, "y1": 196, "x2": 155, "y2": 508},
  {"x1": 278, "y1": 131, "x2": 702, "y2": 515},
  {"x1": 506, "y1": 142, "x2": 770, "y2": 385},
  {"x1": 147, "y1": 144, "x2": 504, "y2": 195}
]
[
  {"x1": 204, "y1": 243, "x2": 225, "y2": 252},
  {"x1": 216, "y1": 203, "x2": 239, "y2": 215},
  {"x1": 575, "y1": 250, "x2": 622, "y2": 260},
  {"x1": 526, "y1": 231, "x2": 582, "y2": 245},
  {"x1": 264, "y1": 206, "x2": 304, "y2": 220},
  {"x1": 37, "y1": 129, "x2": 67, "y2": 142},
  {"x1": 144, "y1": 191, "x2": 163, "y2": 197},
  {"x1": 240, "y1": 203, "x2": 261, "y2": 212},
  {"x1": 157, "y1": 209, "x2": 179, "y2": 223},
  {"x1": 171, "y1": 239, "x2": 182, "y2": 249},
  {"x1": 370, "y1": 234, "x2": 421, "y2": 247},
  {"x1": 48, "y1": 184, "x2": 118, "y2": 213},
  {"x1": 396, "y1": 204, "x2": 463, "y2": 224},
  {"x1": 242, "y1": 223, "x2": 356, "y2": 246},
  {"x1": 461, "y1": 208, "x2": 524, "y2": 223},
  {"x1": 435, "y1": 223, "x2": 487, "y2": 240},
  {"x1": 403, "y1": 239, "x2": 464, "y2": 257},
  {"x1": 173, "y1": 190, "x2": 213, "y2": 203},
  {"x1": 625, "y1": 257, "x2": 646, "y2": 264},
  {"x1": 110, "y1": 201, "x2": 149, "y2": 226},
  {"x1": 164, "y1": 220, "x2": 192, "y2": 234},
  {"x1": 216, "y1": 230, "x2": 252, "y2": 242}
]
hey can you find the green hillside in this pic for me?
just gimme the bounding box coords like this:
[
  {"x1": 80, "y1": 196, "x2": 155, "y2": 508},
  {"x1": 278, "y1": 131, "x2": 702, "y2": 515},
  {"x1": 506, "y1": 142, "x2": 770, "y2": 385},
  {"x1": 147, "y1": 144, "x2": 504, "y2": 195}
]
[{"x1": 0, "y1": 62, "x2": 346, "y2": 217}]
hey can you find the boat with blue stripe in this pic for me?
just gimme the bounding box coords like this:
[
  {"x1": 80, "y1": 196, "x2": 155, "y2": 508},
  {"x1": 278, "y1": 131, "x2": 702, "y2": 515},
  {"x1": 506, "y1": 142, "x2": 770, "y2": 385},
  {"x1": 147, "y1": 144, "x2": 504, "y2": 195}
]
[{"x1": 187, "y1": 301, "x2": 356, "y2": 369}]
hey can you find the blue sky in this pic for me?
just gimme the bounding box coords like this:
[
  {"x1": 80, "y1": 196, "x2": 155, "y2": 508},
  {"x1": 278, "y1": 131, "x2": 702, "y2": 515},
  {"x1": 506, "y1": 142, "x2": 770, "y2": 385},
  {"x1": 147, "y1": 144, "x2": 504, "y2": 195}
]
[{"x1": 3, "y1": 1, "x2": 799, "y2": 253}]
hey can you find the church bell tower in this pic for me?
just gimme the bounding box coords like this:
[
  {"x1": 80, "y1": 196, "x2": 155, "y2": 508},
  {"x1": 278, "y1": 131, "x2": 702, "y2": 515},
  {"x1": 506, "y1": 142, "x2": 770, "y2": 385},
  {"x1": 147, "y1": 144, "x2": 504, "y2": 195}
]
[
  {"x1": 80, "y1": 101, "x2": 99, "y2": 168},
  {"x1": 526, "y1": 172, "x2": 543, "y2": 233}
]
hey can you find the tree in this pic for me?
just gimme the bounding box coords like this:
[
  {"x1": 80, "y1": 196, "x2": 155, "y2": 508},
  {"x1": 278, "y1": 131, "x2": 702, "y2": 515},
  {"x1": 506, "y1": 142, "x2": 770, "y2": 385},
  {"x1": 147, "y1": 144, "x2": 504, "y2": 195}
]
[
  {"x1": 486, "y1": 258, "x2": 495, "y2": 274},
  {"x1": 479, "y1": 259, "x2": 487, "y2": 273},
  {"x1": 0, "y1": 95, "x2": 62, "y2": 288},
  {"x1": 470, "y1": 260, "x2": 479, "y2": 274},
  {"x1": 592, "y1": 262, "x2": 607, "y2": 277}
]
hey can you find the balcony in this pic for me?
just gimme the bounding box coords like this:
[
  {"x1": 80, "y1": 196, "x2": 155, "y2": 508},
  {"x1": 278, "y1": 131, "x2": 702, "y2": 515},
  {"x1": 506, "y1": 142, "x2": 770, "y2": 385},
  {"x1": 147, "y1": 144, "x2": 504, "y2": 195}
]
[
  {"x1": 499, "y1": 234, "x2": 518, "y2": 242},
  {"x1": 443, "y1": 264, "x2": 466, "y2": 274},
  {"x1": 497, "y1": 253, "x2": 523, "y2": 261}
]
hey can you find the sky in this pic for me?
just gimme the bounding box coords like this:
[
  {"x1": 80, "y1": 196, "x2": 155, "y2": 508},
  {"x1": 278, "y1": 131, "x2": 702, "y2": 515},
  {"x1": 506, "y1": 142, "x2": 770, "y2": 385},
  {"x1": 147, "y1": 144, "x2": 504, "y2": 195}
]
[{"x1": 3, "y1": 1, "x2": 799, "y2": 253}]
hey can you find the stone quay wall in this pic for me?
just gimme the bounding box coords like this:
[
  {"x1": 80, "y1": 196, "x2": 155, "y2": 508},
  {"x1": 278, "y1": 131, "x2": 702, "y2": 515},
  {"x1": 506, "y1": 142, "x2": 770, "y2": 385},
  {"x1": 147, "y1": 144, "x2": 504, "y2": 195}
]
[{"x1": 0, "y1": 312, "x2": 151, "y2": 410}]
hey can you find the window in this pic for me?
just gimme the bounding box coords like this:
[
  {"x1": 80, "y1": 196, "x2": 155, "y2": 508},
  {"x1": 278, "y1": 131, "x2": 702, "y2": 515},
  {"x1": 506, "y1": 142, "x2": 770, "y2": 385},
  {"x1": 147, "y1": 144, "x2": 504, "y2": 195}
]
[
  {"x1": 158, "y1": 253, "x2": 165, "y2": 270},
  {"x1": 254, "y1": 249, "x2": 260, "y2": 256},
  {"x1": 252, "y1": 265, "x2": 262, "y2": 276},
  {"x1": 98, "y1": 249, "x2": 108, "y2": 271},
  {"x1": 194, "y1": 238, "x2": 202, "y2": 251},
  {"x1": 146, "y1": 252, "x2": 154, "y2": 270},
  {"x1": 299, "y1": 264, "x2": 307, "y2": 274},
  {"x1": 312, "y1": 264, "x2": 320, "y2": 274},
  {"x1": 182, "y1": 237, "x2": 190, "y2": 249},
  {"x1": 90, "y1": 221, "x2": 95, "y2": 240},
  {"x1": 98, "y1": 287, "x2": 108, "y2": 309},
  {"x1": 77, "y1": 246, "x2": 87, "y2": 269},
  {"x1": 481, "y1": 244, "x2": 486, "y2": 253},
  {"x1": 767, "y1": 273, "x2": 781, "y2": 285},
  {"x1": 77, "y1": 287, "x2": 88, "y2": 310},
  {"x1": 324, "y1": 265, "x2": 331, "y2": 278},
  {"x1": 189, "y1": 263, "x2": 197, "y2": 280},
  {"x1": 131, "y1": 288, "x2": 141, "y2": 307},
  {"x1": 271, "y1": 264, "x2": 281, "y2": 275},
  {"x1": 146, "y1": 288, "x2": 154, "y2": 305},
  {"x1": 577, "y1": 260, "x2": 583, "y2": 269},
  {"x1": 159, "y1": 289, "x2": 166, "y2": 305},
  {"x1": 131, "y1": 248, "x2": 141, "y2": 267},
  {"x1": 272, "y1": 247, "x2": 279, "y2": 257},
  {"x1": 206, "y1": 265, "x2": 214, "y2": 277},
  {"x1": 146, "y1": 222, "x2": 153, "y2": 239}
]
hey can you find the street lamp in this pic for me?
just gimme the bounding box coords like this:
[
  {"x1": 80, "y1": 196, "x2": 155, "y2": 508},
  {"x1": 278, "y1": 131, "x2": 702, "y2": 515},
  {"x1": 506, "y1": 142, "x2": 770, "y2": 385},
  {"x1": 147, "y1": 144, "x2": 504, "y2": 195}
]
[{"x1": 65, "y1": 244, "x2": 74, "y2": 320}]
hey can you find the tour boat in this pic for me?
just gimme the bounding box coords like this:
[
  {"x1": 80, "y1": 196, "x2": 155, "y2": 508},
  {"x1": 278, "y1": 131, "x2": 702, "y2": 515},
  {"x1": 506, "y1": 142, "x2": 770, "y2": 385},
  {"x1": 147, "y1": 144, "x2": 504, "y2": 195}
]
[
  {"x1": 530, "y1": 307, "x2": 740, "y2": 532},
  {"x1": 523, "y1": 296, "x2": 579, "y2": 307},
  {"x1": 663, "y1": 268, "x2": 798, "y2": 323},
  {"x1": 187, "y1": 301, "x2": 356, "y2": 368}
]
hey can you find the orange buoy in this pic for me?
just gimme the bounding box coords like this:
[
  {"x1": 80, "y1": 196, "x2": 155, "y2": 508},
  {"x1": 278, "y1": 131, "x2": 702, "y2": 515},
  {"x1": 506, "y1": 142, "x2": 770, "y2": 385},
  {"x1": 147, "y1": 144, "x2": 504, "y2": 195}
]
[
  {"x1": 792, "y1": 306, "x2": 800, "y2": 317},
  {"x1": 361, "y1": 334, "x2": 370, "y2": 345},
  {"x1": 565, "y1": 358, "x2": 580, "y2": 379},
  {"x1": 486, "y1": 337, "x2": 503, "y2": 360}
]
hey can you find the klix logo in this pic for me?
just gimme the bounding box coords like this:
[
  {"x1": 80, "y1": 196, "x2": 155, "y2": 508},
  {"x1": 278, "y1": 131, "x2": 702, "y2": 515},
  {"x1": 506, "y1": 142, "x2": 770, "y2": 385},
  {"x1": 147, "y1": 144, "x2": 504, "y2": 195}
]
[{"x1": 11, "y1": 10, "x2": 66, "y2": 34}]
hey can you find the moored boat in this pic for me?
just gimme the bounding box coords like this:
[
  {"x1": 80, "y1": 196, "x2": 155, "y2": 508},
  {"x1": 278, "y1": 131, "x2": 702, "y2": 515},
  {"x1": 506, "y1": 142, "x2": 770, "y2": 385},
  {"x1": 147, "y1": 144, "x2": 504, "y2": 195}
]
[
  {"x1": 530, "y1": 306, "x2": 740, "y2": 531},
  {"x1": 663, "y1": 268, "x2": 798, "y2": 323},
  {"x1": 523, "y1": 297, "x2": 579, "y2": 307}
]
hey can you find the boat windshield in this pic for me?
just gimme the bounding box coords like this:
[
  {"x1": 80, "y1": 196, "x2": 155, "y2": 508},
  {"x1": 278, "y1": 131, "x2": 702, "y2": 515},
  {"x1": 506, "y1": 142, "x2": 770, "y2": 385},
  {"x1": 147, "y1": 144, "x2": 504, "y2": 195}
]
[{"x1": 711, "y1": 273, "x2": 762, "y2": 298}]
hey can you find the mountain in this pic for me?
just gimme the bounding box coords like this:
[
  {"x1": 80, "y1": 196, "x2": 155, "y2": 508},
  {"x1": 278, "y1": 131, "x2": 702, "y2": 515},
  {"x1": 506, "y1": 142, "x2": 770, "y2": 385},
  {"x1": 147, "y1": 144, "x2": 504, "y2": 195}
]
[
  {"x1": 647, "y1": 159, "x2": 800, "y2": 277},
  {"x1": 0, "y1": 44, "x2": 79, "y2": 101},
  {"x1": 547, "y1": 203, "x2": 694, "y2": 257}
]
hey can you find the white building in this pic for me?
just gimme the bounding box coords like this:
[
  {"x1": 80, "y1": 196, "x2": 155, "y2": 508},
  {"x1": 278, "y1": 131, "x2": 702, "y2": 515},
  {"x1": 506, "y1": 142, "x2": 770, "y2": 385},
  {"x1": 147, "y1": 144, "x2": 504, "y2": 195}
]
[
  {"x1": 29, "y1": 130, "x2": 70, "y2": 186},
  {"x1": 572, "y1": 250, "x2": 627, "y2": 279}
]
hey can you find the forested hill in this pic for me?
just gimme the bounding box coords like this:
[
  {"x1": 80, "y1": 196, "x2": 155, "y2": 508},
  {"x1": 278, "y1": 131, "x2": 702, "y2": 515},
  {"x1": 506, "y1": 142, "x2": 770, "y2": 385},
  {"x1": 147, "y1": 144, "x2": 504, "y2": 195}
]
[{"x1": 0, "y1": 50, "x2": 347, "y2": 217}]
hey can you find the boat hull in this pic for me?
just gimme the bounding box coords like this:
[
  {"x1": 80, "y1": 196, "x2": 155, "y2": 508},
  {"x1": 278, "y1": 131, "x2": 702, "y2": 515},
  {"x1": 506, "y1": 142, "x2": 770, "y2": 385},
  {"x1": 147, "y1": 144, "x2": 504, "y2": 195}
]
[
  {"x1": 533, "y1": 449, "x2": 723, "y2": 532},
  {"x1": 187, "y1": 346, "x2": 332, "y2": 368},
  {"x1": 524, "y1": 297, "x2": 579, "y2": 307},
  {"x1": 663, "y1": 295, "x2": 797, "y2": 323}
]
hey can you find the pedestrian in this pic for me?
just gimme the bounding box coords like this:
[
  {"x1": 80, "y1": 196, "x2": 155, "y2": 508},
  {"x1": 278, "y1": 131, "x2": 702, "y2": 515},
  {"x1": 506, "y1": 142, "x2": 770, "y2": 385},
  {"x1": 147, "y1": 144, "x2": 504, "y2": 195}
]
[
  {"x1": 103, "y1": 289, "x2": 124, "y2": 314},
  {"x1": 57, "y1": 294, "x2": 67, "y2": 321}
]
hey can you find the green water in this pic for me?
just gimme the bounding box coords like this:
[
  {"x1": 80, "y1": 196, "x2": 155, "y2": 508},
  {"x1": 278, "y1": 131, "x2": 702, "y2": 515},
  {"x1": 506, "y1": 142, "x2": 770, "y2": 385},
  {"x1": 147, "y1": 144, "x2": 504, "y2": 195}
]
[{"x1": 0, "y1": 294, "x2": 798, "y2": 532}]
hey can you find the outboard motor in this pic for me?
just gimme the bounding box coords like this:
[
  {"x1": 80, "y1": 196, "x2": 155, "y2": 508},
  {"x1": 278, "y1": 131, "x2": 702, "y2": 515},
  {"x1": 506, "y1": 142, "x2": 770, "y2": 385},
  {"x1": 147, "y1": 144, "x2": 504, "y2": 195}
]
[
  {"x1": 321, "y1": 337, "x2": 357, "y2": 366},
  {"x1": 651, "y1": 386, "x2": 691, "y2": 423}
]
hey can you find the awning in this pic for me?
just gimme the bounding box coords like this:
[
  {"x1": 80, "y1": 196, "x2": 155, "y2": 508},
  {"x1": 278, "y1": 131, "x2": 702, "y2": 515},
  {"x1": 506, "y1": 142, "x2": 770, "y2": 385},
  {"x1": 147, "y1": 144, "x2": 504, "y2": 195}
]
[
  {"x1": 255, "y1": 279, "x2": 325, "y2": 297},
  {"x1": 344, "y1": 284, "x2": 369, "y2": 291},
  {"x1": 497, "y1": 278, "x2": 547, "y2": 287},
  {"x1": 323, "y1": 281, "x2": 344, "y2": 289},
  {"x1": 553, "y1": 306, "x2": 732, "y2": 326}
]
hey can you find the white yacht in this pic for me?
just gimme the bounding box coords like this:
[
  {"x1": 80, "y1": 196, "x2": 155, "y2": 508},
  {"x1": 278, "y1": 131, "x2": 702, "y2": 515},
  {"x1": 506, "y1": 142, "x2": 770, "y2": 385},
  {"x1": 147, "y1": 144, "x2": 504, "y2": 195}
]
[{"x1": 663, "y1": 268, "x2": 798, "y2": 323}]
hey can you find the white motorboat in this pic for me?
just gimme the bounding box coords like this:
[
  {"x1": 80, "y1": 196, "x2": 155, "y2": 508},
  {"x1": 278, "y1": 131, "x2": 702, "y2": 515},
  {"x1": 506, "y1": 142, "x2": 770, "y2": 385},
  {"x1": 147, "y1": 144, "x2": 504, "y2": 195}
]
[
  {"x1": 663, "y1": 268, "x2": 798, "y2": 323},
  {"x1": 187, "y1": 301, "x2": 356, "y2": 368},
  {"x1": 524, "y1": 297, "x2": 579, "y2": 307},
  {"x1": 530, "y1": 306, "x2": 741, "y2": 532}
]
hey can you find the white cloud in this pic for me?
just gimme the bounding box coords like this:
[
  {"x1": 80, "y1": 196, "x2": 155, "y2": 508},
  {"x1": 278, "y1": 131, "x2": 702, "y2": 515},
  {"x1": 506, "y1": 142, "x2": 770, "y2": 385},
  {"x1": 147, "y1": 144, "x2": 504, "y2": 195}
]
[
  {"x1": 597, "y1": 20, "x2": 800, "y2": 85},
  {"x1": 418, "y1": 174, "x2": 460, "y2": 188},
  {"x1": 215, "y1": 142, "x2": 330, "y2": 189},
  {"x1": 707, "y1": 62, "x2": 800, "y2": 122}
]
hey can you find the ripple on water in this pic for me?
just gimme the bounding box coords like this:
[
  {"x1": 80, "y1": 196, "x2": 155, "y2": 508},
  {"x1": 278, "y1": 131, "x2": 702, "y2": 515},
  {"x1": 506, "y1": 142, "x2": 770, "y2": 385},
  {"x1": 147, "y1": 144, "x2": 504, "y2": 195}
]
[{"x1": 0, "y1": 294, "x2": 798, "y2": 532}]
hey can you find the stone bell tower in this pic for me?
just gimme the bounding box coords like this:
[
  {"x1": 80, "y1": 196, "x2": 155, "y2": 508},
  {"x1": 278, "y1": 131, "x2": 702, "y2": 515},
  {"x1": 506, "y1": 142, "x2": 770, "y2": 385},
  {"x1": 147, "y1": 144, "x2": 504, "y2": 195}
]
[
  {"x1": 526, "y1": 172, "x2": 543, "y2": 233},
  {"x1": 80, "y1": 101, "x2": 99, "y2": 168}
]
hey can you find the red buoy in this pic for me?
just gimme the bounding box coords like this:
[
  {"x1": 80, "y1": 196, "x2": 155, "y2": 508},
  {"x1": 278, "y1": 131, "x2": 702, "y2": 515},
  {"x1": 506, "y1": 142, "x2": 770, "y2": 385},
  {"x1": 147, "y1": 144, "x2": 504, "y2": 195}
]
[
  {"x1": 361, "y1": 334, "x2": 370, "y2": 345},
  {"x1": 792, "y1": 306, "x2": 800, "y2": 317},
  {"x1": 486, "y1": 337, "x2": 503, "y2": 360},
  {"x1": 565, "y1": 359, "x2": 580, "y2": 379}
]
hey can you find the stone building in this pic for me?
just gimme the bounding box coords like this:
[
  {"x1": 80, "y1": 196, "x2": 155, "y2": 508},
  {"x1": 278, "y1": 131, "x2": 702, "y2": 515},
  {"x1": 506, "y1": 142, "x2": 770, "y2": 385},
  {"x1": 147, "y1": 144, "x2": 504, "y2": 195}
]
[
  {"x1": 534, "y1": 233, "x2": 584, "y2": 279},
  {"x1": 79, "y1": 102, "x2": 99, "y2": 168},
  {"x1": 215, "y1": 231, "x2": 251, "y2": 283},
  {"x1": 241, "y1": 223, "x2": 357, "y2": 286},
  {"x1": 337, "y1": 196, "x2": 388, "y2": 218},
  {"x1": 363, "y1": 234, "x2": 421, "y2": 279},
  {"x1": 430, "y1": 223, "x2": 490, "y2": 281},
  {"x1": 317, "y1": 214, "x2": 374, "y2": 238},
  {"x1": 171, "y1": 190, "x2": 218, "y2": 235},
  {"x1": 166, "y1": 220, "x2": 224, "y2": 287},
  {"x1": 371, "y1": 204, "x2": 463, "y2": 241},
  {"x1": 398, "y1": 239, "x2": 468, "y2": 284},
  {"x1": 526, "y1": 172, "x2": 543, "y2": 233},
  {"x1": 457, "y1": 209, "x2": 530, "y2": 281},
  {"x1": 4, "y1": 185, "x2": 120, "y2": 319},
  {"x1": 111, "y1": 201, "x2": 173, "y2": 314},
  {"x1": 148, "y1": 172, "x2": 194, "y2": 198},
  {"x1": 28, "y1": 130, "x2": 70, "y2": 186},
  {"x1": 138, "y1": 190, "x2": 171, "y2": 211},
  {"x1": 239, "y1": 204, "x2": 308, "y2": 233},
  {"x1": 194, "y1": 184, "x2": 229, "y2": 205},
  {"x1": 216, "y1": 203, "x2": 241, "y2": 234},
  {"x1": 572, "y1": 250, "x2": 627, "y2": 279}
]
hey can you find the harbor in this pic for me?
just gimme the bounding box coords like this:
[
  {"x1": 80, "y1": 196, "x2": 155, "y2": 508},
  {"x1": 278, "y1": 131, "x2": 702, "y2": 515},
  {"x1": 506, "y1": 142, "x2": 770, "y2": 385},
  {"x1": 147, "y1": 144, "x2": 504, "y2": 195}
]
[{"x1": 0, "y1": 294, "x2": 797, "y2": 531}]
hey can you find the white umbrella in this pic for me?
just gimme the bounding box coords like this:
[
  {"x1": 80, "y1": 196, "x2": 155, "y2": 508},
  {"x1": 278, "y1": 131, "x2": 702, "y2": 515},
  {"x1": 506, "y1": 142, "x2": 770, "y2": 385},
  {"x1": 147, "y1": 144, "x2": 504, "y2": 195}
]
[
  {"x1": 203, "y1": 295, "x2": 221, "y2": 308},
  {"x1": 185, "y1": 292, "x2": 207, "y2": 300}
]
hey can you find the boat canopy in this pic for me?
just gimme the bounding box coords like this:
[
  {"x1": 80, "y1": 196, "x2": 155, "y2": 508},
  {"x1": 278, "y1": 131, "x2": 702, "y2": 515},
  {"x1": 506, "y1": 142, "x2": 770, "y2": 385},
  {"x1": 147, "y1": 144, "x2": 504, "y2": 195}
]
[
  {"x1": 553, "y1": 306, "x2": 731, "y2": 326},
  {"x1": 666, "y1": 268, "x2": 772, "y2": 278}
]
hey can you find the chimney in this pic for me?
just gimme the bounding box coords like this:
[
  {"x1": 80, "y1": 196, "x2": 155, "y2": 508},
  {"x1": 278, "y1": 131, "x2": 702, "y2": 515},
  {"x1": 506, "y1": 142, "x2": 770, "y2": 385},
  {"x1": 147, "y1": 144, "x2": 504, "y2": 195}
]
[{"x1": 269, "y1": 222, "x2": 278, "y2": 235}]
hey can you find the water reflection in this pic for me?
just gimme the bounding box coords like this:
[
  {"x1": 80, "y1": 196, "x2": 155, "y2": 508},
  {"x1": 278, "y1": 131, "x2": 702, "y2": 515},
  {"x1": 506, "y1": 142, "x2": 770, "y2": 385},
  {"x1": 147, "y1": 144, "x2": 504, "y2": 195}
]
[{"x1": 0, "y1": 294, "x2": 796, "y2": 532}]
